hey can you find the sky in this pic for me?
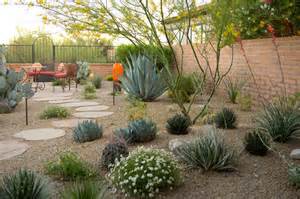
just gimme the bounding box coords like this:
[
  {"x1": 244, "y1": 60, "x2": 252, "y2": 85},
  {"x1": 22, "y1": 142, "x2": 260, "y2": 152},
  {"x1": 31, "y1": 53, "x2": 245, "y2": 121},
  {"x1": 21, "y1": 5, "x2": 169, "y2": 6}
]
[{"x1": 0, "y1": 4, "x2": 65, "y2": 44}]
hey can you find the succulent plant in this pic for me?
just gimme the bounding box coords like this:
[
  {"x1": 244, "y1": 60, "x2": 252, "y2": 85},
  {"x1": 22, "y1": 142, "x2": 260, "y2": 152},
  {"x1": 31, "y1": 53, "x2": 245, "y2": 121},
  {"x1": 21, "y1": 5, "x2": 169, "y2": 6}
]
[
  {"x1": 76, "y1": 61, "x2": 90, "y2": 82},
  {"x1": 73, "y1": 120, "x2": 103, "y2": 143},
  {"x1": 114, "y1": 127, "x2": 135, "y2": 144},
  {"x1": 243, "y1": 130, "x2": 270, "y2": 156},
  {"x1": 121, "y1": 54, "x2": 167, "y2": 101},
  {"x1": 214, "y1": 108, "x2": 237, "y2": 129},
  {"x1": 101, "y1": 138, "x2": 129, "y2": 169},
  {"x1": 288, "y1": 165, "x2": 300, "y2": 188},
  {"x1": 92, "y1": 75, "x2": 102, "y2": 89},
  {"x1": 166, "y1": 114, "x2": 191, "y2": 135},
  {"x1": 0, "y1": 46, "x2": 34, "y2": 113},
  {"x1": 0, "y1": 169, "x2": 50, "y2": 199}
]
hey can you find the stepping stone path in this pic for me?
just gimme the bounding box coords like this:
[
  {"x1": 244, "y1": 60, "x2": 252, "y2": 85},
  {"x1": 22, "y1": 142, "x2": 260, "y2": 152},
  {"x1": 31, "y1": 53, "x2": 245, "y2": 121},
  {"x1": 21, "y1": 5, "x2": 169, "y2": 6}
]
[
  {"x1": 73, "y1": 111, "x2": 114, "y2": 119},
  {"x1": 14, "y1": 128, "x2": 65, "y2": 141},
  {"x1": 59, "y1": 101, "x2": 99, "y2": 108},
  {"x1": 33, "y1": 96, "x2": 72, "y2": 102},
  {"x1": 49, "y1": 99, "x2": 80, "y2": 104},
  {"x1": 51, "y1": 119, "x2": 94, "y2": 128},
  {"x1": 0, "y1": 140, "x2": 29, "y2": 160},
  {"x1": 75, "y1": 105, "x2": 109, "y2": 112},
  {"x1": 33, "y1": 92, "x2": 73, "y2": 98}
]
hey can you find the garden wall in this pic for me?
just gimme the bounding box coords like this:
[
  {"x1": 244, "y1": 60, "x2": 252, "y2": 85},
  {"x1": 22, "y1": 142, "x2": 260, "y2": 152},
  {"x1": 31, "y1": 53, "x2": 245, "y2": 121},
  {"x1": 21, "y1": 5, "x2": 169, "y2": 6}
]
[
  {"x1": 174, "y1": 36, "x2": 300, "y2": 100},
  {"x1": 7, "y1": 63, "x2": 113, "y2": 77}
]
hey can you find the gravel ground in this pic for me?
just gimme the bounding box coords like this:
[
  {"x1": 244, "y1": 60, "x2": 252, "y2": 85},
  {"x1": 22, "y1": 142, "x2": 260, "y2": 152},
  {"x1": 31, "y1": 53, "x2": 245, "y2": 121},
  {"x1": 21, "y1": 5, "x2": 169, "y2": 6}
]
[{"x1": 0, "y1": 81, "x2": 299, "y2": 199}]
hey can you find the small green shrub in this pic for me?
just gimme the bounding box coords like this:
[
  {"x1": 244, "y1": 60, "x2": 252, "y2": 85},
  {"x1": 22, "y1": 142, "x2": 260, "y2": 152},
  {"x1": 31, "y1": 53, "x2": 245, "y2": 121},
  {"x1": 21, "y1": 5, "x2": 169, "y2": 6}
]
[
  {"x1": 126, "y1": 97, "x2": 147, "y2": 121},
  {"x1": 83, "y1": 82, "x2": 97, "y2": 99},
  {"x1": 214, "y1": 108, "x2": 237, "y2": 129},
  {"x1": 73, "y1": 120, "x2": 103, "y2": 143},
  {"x1": 52, "y1": 79, "x2": 65, "y2": 86},
  {"x1": 288, "y1": 165, "x2": 300, "y2": 188},
  {"x1": 105, "y1": 75, "x2": 113, "y2": 81},
  {"x1": 101, "y1": 138, "x2": 129, "y2": 169},
  {"x1": 45, "y1": 152, "x2": 96, "y2": 180},
  {"x1": 91, "y1": 75, "x2": 102, "y2": 89},
  {"x1": 0, "y1": 169, "x2": 50, "y2": 199},
  {"x1": 238, "y1": 94, "x2": 252, "y2": 111},
  {"x1": 166, "y1": 114, "x2": 191, "y2": 135},
  {"x1": 109, "y1": 147, "x2": 181, "y2": 198},
  {"x1": 256, "y1": 98, "x2": 300, "y2": 143},
  {"x1": 224, "y1": 78, "x2": 245, "y2": 104},
  {"x1": 243, "y1": 130, "x2": 270, "y2": 156},
  {"x1": 174, "y1": 128, "x2": 237, "y2": 171},
  {"x1": 61, "y1": 181, "x2": 110, "y2": 199},
  {"x1": 40, "y1": 106, "x2": 70, "y2": 119}
]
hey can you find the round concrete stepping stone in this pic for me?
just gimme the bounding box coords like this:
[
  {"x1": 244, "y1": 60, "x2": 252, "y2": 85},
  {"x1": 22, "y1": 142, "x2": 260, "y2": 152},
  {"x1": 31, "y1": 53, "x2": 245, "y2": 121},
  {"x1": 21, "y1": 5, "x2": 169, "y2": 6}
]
[
  {"x1": 0, "y1": 140, "x2": 29, "y2": 160},
  {"x1": 73, "y1": 111, "x2": 113, "y2": 119},
  {"x1": 51, "y1": 119, "x2": 94, "y2": 128},
  {"x1": 34, "y1": 92, "x2": 73, "y2": 98},
  {"x1": 49, "y1": 99, "x2": 80, "y2": 104},
  {"x1": 14, "y1": 128, "x2": 65, "y2": 141},
  {"x1": 75, "y1": 105, "x2": 109, "y2": 112},
  {"x1": 59, "y1": 101, "x2": 99, "y2": 108},
  {"x1": 33, "y1": 96, "x2": 72, "y2": 102}
]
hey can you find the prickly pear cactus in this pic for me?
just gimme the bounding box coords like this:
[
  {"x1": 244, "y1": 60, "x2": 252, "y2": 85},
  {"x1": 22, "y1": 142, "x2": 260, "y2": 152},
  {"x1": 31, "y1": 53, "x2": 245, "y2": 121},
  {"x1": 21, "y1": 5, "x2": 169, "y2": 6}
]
[
  {"x1": 0, "y1": 46, "x2": 34, "y2": 113},
  {"x1": 76, "y1": 61, "x2": 90, "y2": 82}
]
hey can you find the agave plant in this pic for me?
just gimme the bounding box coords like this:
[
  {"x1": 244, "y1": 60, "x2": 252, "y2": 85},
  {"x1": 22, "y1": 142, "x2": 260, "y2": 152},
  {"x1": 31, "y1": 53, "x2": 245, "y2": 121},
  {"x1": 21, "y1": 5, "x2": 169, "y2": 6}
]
[
  {"x1": 0, "y1": 169, "x2": 50, "y2": 199},
  {"x1": 121, "y1": 54, "x2": 167, "y2": 101},
  {"x1": 214, "y1": 108, "x2": 237, "y2": 129},
  {"x1": 243, "y1": 129, "x2": 270, "y2": 156},
  {"x1": 73, "y1": 120, "x2": 103, "y2": 143},
  {"x1": 166, "y1": 114, "x2": 191, "y2": 135}
]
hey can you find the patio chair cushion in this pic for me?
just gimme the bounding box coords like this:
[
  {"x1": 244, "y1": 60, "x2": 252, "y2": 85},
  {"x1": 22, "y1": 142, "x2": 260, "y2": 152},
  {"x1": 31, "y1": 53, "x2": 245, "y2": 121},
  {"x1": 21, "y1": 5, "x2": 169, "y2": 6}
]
[{"x1": 54, "y1": 72, "x2": 67, "y2": 78}]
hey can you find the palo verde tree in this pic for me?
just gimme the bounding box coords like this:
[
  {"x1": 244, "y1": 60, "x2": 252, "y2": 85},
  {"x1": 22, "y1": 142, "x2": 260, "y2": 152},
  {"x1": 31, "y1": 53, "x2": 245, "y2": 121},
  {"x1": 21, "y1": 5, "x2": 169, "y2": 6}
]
[{"x1": 22, "y1": 0, "x2": 239, "y2": 124}]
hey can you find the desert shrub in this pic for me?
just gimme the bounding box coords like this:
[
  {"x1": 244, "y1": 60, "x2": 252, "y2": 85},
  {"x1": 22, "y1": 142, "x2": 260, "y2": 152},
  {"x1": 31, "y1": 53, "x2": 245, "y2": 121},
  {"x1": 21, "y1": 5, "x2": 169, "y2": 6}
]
[
  {"x1": 166, "y1": 114, "x2": 191, "y2": 135},
  {"x1": 238, "y1": 94, "x2": 252, "y2": 111},
  {"x1": 52, "y1": 79, "x2": 65, "y2": 86},
  {"x1": 126, "y1": 97, "x2": 147, "y2": 121},
  {"x1": 0, "y1": 169, "x2": 50, "y2": 199},
  {"x1": 214, "y1": 108, "x2": 237, "y2": 129},
  {"x1": 45, "y1": 152, "x2": 96, "y2": 180},
  {"x1": 91, "y1": 75, "x2": 102, "y2": 89},
  {"x1": 288, "y1": 165, "x2": 300, "y2": 188},
  {"x1": 243, "y1": 129, "x2": 270, "y2": 156},
  {"x1": 73, "y1": 120, "x2": 103, "y2": 143},
  {"x1": 82, "y1": 82, "x2": 97, "y2": 99},
  {"x1": 40, "y1": 106, "x2": 70, "y2": 119},
  {"x1": 224, "y1": 78, "x2": 245, "y2": 104},
  {"x1": 174, "y1": 128, "x2": 237, "y2": 171},
  {"x1": 105, "y1": 75, "x2": 113, "y2": 81},
  {"x1": 115, "y1": 119, "x2": 157, "y2": 143},
  {"x1": 101, "y1": 138, "x2": 129, "y2": 169},
  {"x1": 61, "y1": 181, "x2": 110, "y2": 199},
  {"x1": 109, "y1": 147, "x2": 181, "y2": 198},
  {"x1": 256, "y1": 98, "x2": 300, "y2": 143}
]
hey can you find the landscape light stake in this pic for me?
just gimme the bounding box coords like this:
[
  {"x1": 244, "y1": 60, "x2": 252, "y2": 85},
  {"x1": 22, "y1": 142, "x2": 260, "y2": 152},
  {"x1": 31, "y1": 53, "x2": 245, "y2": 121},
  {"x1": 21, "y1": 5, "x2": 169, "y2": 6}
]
[{"x1": 25, "y1": 98, "x2": 28, "y2": 126}]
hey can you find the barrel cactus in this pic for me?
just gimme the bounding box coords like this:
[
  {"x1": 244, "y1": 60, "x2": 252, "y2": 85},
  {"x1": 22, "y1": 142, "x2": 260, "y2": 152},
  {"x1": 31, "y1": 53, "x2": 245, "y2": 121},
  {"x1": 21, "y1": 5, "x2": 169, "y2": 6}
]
[{"x1": 0, "y1": 46, "x2": 34, "y2": 113}]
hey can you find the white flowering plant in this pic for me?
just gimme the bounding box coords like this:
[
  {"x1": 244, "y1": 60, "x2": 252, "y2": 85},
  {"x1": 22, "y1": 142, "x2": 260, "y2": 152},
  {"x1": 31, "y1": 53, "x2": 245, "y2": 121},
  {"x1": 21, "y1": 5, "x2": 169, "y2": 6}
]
[{"x1": 109, "y1": 147, "x2": 181, "y2": 198}]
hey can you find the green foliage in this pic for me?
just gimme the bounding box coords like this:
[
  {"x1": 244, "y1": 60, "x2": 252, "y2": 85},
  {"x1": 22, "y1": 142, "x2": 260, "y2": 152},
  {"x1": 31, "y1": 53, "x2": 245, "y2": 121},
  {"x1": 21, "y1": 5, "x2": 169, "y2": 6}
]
[
  {"x1": 73, "y1": 120, "x2": 103, "y2": 143},
  {"x1": 76, "y1": 61, "x2": 90, "y2": 82},
  {"x1": 101, "y1": 138, "x2": 129, "y2": 169},
  {"x1": 82, "y1": 82, "x2": 97, "y2": 99},
  {"x1": 238, "y1": 94, "x2": 252, "y2": 111},
  {"x1": 174, "y1": 128, "x2": 237, "y2": 171},
  {"x1": 114, "y1": 119, "x2": 157, "y2": 143},
  {"x1": 109, "y1": 147, "x2": 181, "y2": 198},
  {"x1": 166, "y1": 114, "x2": 191, "y2": 135},
  {"x1": 115, "y1": 44, "x2": 172, "y2": 69},
  {"x1": 105, "y1": 75, "x2": 113, "y2": 81},
  {"x1": 91, "y1": 75, "x2": 102, "y2": 89},
  {"x1": 0, "y1": 169, "x2": 50, "y2": 199},
  {"x1": 288, "y1": 165, "x2": 300, "y2": 188},
  {"x1": 256, "y1": 98, "x2": 300, "y2": 143},
  {"x1": 121, "y1": 54, "x2": 167, "y2": 101},
  {"x1": 61, "y1": 181, "x2": 110, "y2": 199},
  {"x1": 214, "y1": 108, "x2": 237, "y2": 129},
  {"x1": 40, "y1": 106, "x2": 70, "y2": 119},
  {"x1": 243, "y1": 129, "x2": 270, "y2": 156},
  {"x1": 52, "y1": 79, "x2": 65, "y2": 86},
  {"x1": 126, "y1": 97, "x2": 147, "y2": 121},
  {"x1": 224, "y1": 78, "x2": 245, "y2": 104},
  {"x1": 45, "y1": 152, "x2": 96, "y2": 180}
]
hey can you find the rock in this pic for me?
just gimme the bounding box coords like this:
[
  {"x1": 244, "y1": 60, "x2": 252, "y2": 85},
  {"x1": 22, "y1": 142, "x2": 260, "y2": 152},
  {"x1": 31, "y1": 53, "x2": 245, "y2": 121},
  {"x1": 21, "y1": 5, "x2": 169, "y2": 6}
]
[
  {"x1": 14, "y1": 128, "x2": 65, "y2": 141},
  {"x1": 0, "y1": 140, "x2": 29, "y2": 160},
  {"x1": 168, "y1": 138, "x2": 187, "y2": 152},
  {"x1": 73, "y1": 111, "x2": 114, "y2": 119},
  {"x1": 75, "y1": 105, "x2": 109, "y2": 112},
  {"x1": 290, "y1": 149, "x2": 300, "y2": 160}
]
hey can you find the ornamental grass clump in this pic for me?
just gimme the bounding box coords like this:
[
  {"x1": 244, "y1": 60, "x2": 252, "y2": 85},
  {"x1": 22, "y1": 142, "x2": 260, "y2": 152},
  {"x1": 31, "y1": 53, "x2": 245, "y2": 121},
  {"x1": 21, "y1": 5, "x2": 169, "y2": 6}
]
[
  {"x1": 40, "y1": 106, "x2": 70, "y2": 119},
  {"x1": 91, "y1": 75, "x2": 102, "y2": 89},
  {"x1": 166, "y1": 114, "x2": 191, "y2": 135},
  {"x1": 83, "y1": 82, "x2": 97, "y2": 99},
  {"x1": 0, "y1": 169, "x2": 50, "y2": 199},
  {"x1": 109, "y1": 147, "x2": 181, "y2": 198},
  {"x1": 224, "y1": 78, "x2": 245, "y2": 104},
  {"x1": 174, "y1": 128, "x2": 237, "y2": 171},
  {"x1": 214, "y1": 108, "x2": 237, "y2": 129},
  {"x1": 243, "y1": 129, "x2": 270, "y2": 156},
  {"x1": 73, "y1": 120, "x2": 103, "y2": 143},
  {"x1": 288, "y1": 165, "x2": 300, "y2": 188},
  {"x1": 256, "y1": 98, "x2": 300, "y2": 143}
]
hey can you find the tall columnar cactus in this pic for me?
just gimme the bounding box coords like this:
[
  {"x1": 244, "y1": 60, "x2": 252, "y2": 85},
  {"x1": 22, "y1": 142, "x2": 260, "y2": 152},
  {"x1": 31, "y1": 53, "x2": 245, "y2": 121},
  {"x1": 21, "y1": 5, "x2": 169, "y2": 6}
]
[
  {"x1": 76, "y1": 61, "x2": 90, "y2": 82},
  {"x1": 0, "y1": 46, "x2": 34, "y2": 113}
]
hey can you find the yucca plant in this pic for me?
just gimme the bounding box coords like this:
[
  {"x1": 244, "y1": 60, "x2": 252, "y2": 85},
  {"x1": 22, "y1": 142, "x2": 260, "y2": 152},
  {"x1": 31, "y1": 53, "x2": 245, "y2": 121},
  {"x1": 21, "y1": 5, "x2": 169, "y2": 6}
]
[
  {"x1": 73, "y1": 120, "x2": 103, "y2": 143},
  {"x1": 166, "y1": 114, "x2": 191, "y2": 135},
  {"x1": 224, "y1": 78, "x2": 245, "y2": 104},
  {"x1": 214, "y1": 108, "x2": 237, "y2": 129},
  {"x1": 121, "y1": 54, "x2": 167, "y2": 101},
  {"x1": 256, "y1": 98, "x2": 300, "y2": 143},
  {"x1": 61, "y1": 181, "x2": 110, "y2": 199},
  {"x1": 174, "y1": 128, "x2": 237, "y2": 171},
  {"x1": 0, "y1": 169, "x2": 50, "y2": 199},
  {"x1": 243, "y1": 129, "x2": 270, "y2": 156},
  {"x1": 288, "y1": 165, "x2": 300, "y2": 188}
]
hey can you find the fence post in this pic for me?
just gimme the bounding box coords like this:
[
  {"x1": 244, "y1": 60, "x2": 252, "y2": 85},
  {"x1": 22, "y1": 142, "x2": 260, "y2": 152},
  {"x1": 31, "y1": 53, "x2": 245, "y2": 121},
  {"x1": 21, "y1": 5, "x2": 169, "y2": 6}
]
[{"x1": 31, "y1": 44, "x2": 35, "y2": 63}]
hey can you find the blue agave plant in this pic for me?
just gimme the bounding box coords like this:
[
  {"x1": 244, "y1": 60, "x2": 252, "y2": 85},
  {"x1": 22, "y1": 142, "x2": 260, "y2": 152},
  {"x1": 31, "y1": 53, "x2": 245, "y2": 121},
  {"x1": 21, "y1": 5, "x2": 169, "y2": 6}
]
[
  {"x1": 73, "y1": 120, "x2": 103, "y2": 143},
  {"x1": 121, "y1": 54, "x2": 167, "y2": 101}
]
